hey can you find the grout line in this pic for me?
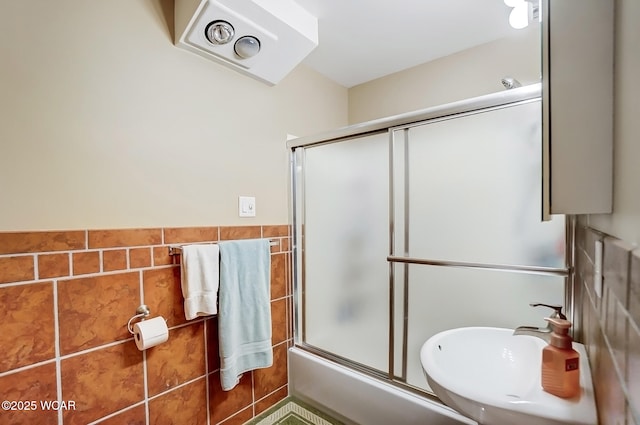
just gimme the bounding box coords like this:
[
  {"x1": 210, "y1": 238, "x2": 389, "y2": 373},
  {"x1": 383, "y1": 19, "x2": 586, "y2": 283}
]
[
  {"x1": 139, "y1": 269, "x2": 144, "y2": 305},
  {"x1": 0, "y1": 252, "x2": 40, "y2": 259},
  {"x1": 33, "y1": 254, "x2": 39, "y2": 281},
  {"x1": 0, "y1": 279, "x2": 50, "y2": 288},
  {"x1": 167, "y1": 317, "x2": 208, "y2": 332},
  {"x1": 0, "y1": 264, "x2": 173, "y2": 288},
  {"x1": 204, "y1": 319, "x2": 211, "y2": 425},
  {"x1": 0, "y1": 358, "x2": 57, "y2": 378},
  {"x1": 146, "y1": 375, "x2": 206, "y2": 402},
  {"x1": 253, "y1": 384, "x2": 289, "y2": 406},
  {"x1": 251, "y1": 370, "x2": 256, "y2": 418},
  {"x1": 86, "y1": 401, "x2": 146, "y2": 425},
  {"x1": 142, "y1": 349, "x2": 150, "y2": 425},
  {"x1": 53, "y1": 280, "x2": 63, "y2": 425},
  {"x1": 59, "y1": 338, "x2": 133, "y2": 361}
]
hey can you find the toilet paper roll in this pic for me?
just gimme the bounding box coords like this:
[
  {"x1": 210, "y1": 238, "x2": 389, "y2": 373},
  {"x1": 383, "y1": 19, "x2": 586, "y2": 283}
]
[{"x1": 133, "y1": 316, "x2": 169, "y2": 351}]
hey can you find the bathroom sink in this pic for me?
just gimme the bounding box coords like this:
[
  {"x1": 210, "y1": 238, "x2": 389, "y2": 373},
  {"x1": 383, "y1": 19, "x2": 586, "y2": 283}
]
[{"x1": 420, "y1": 327, "x2": 597, "y2": 425}]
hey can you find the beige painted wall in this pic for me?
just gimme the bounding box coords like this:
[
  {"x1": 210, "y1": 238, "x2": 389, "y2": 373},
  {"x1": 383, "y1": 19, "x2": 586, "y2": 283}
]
[
  {"x1": 348, "y1": 25, "x2": 540, "y2": 124},
  {"x1": 587, "y1": 0, "x2": 640, "y2": 246},
  {"x1": 0, "y1": 0, "x2": 348, "y2": 231}
]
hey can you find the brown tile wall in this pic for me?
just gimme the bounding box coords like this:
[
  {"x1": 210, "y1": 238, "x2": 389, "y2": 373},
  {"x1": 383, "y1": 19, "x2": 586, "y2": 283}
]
[
  {"x1": 575, "y1": 218, "x2": 639, "y2": 425},
  {"x1": 0, "y1": 225, "x2": 292, "y2": 425}
]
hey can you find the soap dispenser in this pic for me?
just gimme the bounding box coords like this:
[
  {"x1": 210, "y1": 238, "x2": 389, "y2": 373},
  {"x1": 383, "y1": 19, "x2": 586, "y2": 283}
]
[{"x1": 541, "y1": 317, "x2": 580, "y2": 398}]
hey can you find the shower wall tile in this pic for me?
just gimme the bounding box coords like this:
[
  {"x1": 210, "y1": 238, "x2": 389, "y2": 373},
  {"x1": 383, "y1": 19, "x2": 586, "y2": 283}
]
[
  {"x1": 270, "y1": 238, "x2": 283, "y2": 253},
  {"x1": 591, "y1": 328, "x2": 627, "y2": 425},
  {"x1": 37, "y1": 252, "x2": 70, "y2": 278},
  {"x1": 103, "y1": 248, "x2": 128, "y2": 271},
  {"x1": 0, "y1": 225, "x2": 292, "y2": 425},
  {"x1": 148, "y1": 378, "x2": 208, "y2": 425},
  {"x1": 271, "y1": 253, "x2": 287, "y2": 299},
  {"x1": 96, "y1": 404, "x2": 146, "y2": 425},
  {"x1": 0, "y1": 282, "x2": 55, "y2": 372},
  {"x1": 61, "y1": 343, "x2": 145, "y2": 425},
  {"x1": 256, "y1": 386, "x2": 289, "y2": 416},
  {"x1": 209, "y1": 372, "x2": 253, "y2": 424},
  {"x1": 58, "y1": 271, "x2": 140, "y2": 354},
  {"x1": 143, "y1": 266, "x2": 186, "y2": 328},
  {"x1": 152, "y1": 245, "x2": 174, "y2": 266},
  {"x1": 0, "y1": 230, "x2": 85, "y2": 255},
  {"x1": 272, "y1": 298, "x2": 287, "y2": 345},
  {"x1": 146, "y1": 321, "x2": 206, "y2": 397},
  {"x1": 220, "y1": 406, "x2": 254, "y2": 425},
  {"x1": 628, "y1": 318, "x2": 640, "y2": 423},
  {"x1": 0, "y1": 362, "x2": 58, "y2": 425},
  {"x1": 575, "y1": 220, "x2": 639, "y2": 425},
  {"x1": 164, "y1": 226, "x2": 219, "y2": 244},
  {"x1": 603, "y1": 237, "x2": 633, "y2": 307},
  {"x1": 0, "y1": 255, "x2": 34, "y2": 284},
  {"x1": 88, "y1": 228, "x2": 163, "y2": 249},
  {"x1": 605, "y1": 286, "x2": 628, "y2": 379},
  {"x1": 254, "y1": 342, "x2": 288, "y2": 400},
  {"x1": 72, "y1": 250, "x2": 101, "y2": 275},
  {"x1": 129, "y1": 247, "x2": 152, "y2": 269},
  {"x1": 220, "y1": 225, "x2": 262, "y2": 240},
  {"x1": 263, "y1": 225, "x2": 289, "y2": 238},
  {"x1": 207, "y1": 317, "x2": 221, "y2": 372}
]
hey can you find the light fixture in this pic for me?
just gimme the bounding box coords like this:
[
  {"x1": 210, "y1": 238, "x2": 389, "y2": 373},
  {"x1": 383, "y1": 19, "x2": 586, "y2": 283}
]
[
  {"x1": 175, "y1": 0, "x2": 318, "y2": 85},
  {"x1": 205, "y1": 20, "x2": 235, "y2": 45},
  {"x1": 509, "y1": 2, "x2": 529, "y2": 29},
  {"x1": 234, "y1": 36, "x2": 261, "y2": 59},
  {"x1": 504, "y1": 0, "x2": 540, "y2": 29},
  {"x1": 504, "y1": 0, "x2": 522, "y2": 7}
]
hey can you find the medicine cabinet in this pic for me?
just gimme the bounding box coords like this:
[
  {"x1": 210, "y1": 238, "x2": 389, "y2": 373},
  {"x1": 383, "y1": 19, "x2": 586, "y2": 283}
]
[{"x1": 541, "y1": 0, "x2": 614, "y2": 217}]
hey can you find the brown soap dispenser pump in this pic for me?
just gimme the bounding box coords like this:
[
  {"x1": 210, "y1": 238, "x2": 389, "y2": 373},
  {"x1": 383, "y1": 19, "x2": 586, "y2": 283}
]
[{"x1": 541, "y1": 317, "x2": 580, "y2": 398}]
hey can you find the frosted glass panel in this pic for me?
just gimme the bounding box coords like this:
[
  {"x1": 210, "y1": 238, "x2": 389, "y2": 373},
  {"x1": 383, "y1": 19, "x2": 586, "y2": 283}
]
[
  {"x1": 404, "y1": 100, "x2": 565, "y2": 268},
  {"x1": 303, "y1": 133, "x2": 389, "y2": 371},
  {"x1": 403, "y1": 265, "x2": 565, "y2": 390}
]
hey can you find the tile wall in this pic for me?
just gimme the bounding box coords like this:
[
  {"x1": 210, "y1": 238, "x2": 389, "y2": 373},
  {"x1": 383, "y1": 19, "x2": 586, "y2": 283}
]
[
  {"x1": 0, "y1": 225, "x2": 292, "y2": 425},
  {"x1": 575, "y1": 218, "x2": 639, "y2": 425}
]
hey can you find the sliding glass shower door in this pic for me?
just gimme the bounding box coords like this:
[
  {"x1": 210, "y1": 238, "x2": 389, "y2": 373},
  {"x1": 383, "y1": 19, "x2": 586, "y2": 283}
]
[
  {"x1": 391, "y1": 99, "x2": 566, "y2": 388},
  {"x1": 296, "y1": 133, "x2": 390, "y2": 371},
  {"x1": 291, "y1": 92, "x2": 568, "y2": 393}
]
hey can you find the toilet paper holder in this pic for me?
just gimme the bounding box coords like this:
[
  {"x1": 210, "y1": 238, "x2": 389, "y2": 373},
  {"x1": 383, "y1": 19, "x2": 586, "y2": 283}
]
[{"x1": 127, "y1": 304, "x2": 151, "y2": 335}]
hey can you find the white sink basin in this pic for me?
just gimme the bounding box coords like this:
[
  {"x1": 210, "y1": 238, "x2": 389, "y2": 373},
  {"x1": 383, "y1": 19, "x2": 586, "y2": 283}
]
[{"x1": 420, "y1": 327, "x2": 597, "y2": 425}]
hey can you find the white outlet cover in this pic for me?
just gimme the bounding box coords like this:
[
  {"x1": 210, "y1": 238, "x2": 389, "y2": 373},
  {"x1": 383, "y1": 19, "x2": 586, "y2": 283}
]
[{"x1": 239, "y1": 196, "x2": 256, "y2": 217}]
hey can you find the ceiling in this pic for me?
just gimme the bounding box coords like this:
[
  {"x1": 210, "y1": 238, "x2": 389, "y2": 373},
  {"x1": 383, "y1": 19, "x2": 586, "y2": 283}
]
[{"x1": 295, "y1": 0, "x2": 517, "y2": 88}]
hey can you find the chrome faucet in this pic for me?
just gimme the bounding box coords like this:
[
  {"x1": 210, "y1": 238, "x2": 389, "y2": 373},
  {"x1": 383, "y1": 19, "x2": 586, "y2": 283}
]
[{"x1": 513, "y1": 303, "x2": 567, "y2": 342}]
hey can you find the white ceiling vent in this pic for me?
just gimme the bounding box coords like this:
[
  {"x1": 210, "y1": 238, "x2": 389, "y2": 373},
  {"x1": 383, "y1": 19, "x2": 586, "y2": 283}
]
[{"x1": 175, "y1": 0, "x2": 318, "y2": 86}]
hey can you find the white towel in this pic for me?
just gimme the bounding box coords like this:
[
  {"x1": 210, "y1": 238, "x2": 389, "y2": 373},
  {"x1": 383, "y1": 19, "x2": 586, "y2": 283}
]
[
  {"x1": 180, "y1": 244, "x2": 220, "y2": 320},
  {"x1": 218, "y1": 238, "x2": 272, "y2": 391}
]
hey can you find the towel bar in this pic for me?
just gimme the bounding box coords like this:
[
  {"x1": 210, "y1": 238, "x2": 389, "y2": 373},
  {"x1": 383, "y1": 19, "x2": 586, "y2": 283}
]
[{"x1": 168, "y1": 239, "x2": 280, "y2": 256}]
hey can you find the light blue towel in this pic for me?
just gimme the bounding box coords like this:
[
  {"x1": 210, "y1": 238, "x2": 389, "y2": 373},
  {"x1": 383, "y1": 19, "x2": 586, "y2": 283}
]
[{"x1": 217, "y1": 238, "x2": 272, "y2": 391}]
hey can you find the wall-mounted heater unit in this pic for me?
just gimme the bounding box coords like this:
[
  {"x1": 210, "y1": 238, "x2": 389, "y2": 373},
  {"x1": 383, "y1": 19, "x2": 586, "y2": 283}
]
[{"x1": 175, "y1": 0, "x2": 318, "y2": 86}]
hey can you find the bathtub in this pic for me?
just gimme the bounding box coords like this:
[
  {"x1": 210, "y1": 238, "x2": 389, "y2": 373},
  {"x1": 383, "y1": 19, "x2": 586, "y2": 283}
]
[{"x1": 288, "y1": 347, "x2": 477, "y2": 425}]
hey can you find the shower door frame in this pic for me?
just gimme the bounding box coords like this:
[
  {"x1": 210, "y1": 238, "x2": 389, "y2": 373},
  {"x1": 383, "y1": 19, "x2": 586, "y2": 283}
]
[{"x1": 288, "y1": 83, "x2": 574, "y2": 396}]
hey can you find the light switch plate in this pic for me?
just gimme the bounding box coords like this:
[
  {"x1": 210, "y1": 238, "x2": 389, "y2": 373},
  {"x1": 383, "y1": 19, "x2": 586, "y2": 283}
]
[{"x1": 239, "y1": 196, "x2": 256, "y2": 217}]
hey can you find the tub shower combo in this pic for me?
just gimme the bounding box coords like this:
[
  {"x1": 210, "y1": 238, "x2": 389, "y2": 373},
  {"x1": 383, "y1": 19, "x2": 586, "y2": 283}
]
[{"x1": 287, "y1": 84, "x2": 570, "y2": 424}]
